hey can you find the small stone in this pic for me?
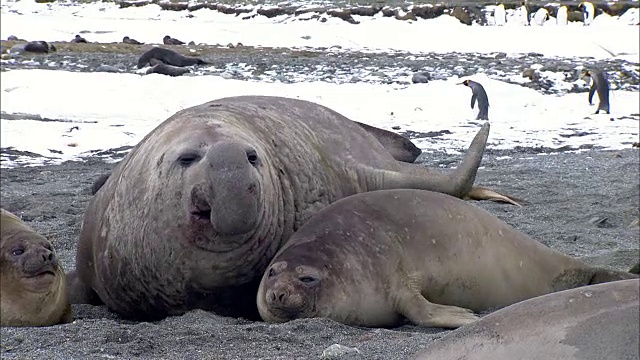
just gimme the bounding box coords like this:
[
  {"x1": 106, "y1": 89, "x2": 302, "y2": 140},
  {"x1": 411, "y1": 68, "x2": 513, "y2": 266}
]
[{"x1": 321, "y1": 344, "x2": 362, "y2": 359}]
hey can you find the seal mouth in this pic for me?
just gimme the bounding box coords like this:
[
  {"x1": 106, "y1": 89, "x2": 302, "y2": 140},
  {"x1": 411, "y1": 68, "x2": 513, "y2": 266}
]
[{"x1": 24, "y1": 264, "x2": 57, "y2": 279}]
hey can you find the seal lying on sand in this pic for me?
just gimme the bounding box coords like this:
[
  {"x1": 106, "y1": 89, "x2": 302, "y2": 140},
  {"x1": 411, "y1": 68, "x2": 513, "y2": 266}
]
[
  {"x1": 257, "y1": 189, "x2": 637, "y2": 328},
  {"x1": 1, "y1": 209, "x2": 72, "y2": 326},
  {"x1": 413, "y1": 279, "x2": 639, "y2": 359},
  {"x1": 68, "y1": 95, "x2": 512, "y2": 320},
  {"x1": 137, "y1": 47, "x2": 208, "y2": 69}
]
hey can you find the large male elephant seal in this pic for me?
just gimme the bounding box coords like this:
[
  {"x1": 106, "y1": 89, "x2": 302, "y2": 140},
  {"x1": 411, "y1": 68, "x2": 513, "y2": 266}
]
[
  {"x1": 69, "y1": 95, "x2": 504, "y2": 320},
  {"x1": 413, "y1": 279, "x2": 639, "y2": 359},
  {"x1": 1, "y1": 209, "x2": 73, "y2": 326},
  {"x1": 257, "y1": 189, "x2": 637, "y2": 328}
]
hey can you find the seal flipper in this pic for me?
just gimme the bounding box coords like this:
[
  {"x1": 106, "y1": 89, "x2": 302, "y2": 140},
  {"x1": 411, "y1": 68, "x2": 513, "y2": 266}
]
[
  {"x1": 466, "y1": 186, "x2": 527, "y2": 206},
  {"x1": 396, "y1": 293, "x2": 478, "y2": 328},
  {"x1": 66, "y1": 270, "x2": 103, "y2": 305}
]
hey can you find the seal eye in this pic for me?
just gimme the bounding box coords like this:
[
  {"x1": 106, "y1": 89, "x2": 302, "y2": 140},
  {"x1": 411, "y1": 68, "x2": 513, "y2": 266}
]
[
  {"x1": 299, "y1": 276, "x2": 319, "y2": 287},
  {"x1": 246, "y1": 149, "x2": 259, "y2": 166},
  {"x1": 178, "y1": 153, "x2": 200, "y2": 167},
  {"x1": 10, "y1": 248, "x2": 24, "y2": 257}
]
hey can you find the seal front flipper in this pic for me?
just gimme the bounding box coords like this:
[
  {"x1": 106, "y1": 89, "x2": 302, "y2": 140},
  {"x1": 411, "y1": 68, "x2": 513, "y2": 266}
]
[
  {"x1": 466, "y1": 186, "x2": 526, "y2": 206},
  {"x1": 395, "y1": 293, "x2": 478, "y2": 328}
]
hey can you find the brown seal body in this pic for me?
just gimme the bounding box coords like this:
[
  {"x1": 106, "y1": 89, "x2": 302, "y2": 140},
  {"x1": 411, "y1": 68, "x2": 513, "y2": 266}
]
[
  {"x1": 1, "y1": 209, "x2": 72, "y2": 327},
  {"x1": 145, "y1": 62, "x2": 190, "y2": 77},
  {"x1": 69, "y1": 95, "x2": 501, "y2": 321},
  {"x1": 137, "y1": 47, "x2": 208, "y2": 69},
  {"x1": 257, "y1": 189, "x2": 637, "y2": 328},
  {"x1": 414, "y1": 279, "x2": 639, "y2": 359}
]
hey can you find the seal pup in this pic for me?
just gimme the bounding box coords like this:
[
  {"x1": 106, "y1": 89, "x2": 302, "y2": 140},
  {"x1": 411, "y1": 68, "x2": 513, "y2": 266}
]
[
  {"x1": 1, "y1": 209, "x2": 73, "y2": 326},
  {"x1": 257, "y1": 189, "x2": 636, "y2": 328},
  {"x1": 163, "y1": 35, "x2": 185, "y2": 45},
  {"x1": 137, "y1": 47, "x2": 208, "y2": 68},
  {"x1": 68, "y1": 95, "x2": 513, "y2": 321},
  {"x1": 579, "y1": 2, "x2": 595, "y2": 25},
  {"x1": 146, "y1": 62, "x2": 191, "y2": 77},
  {"x1": 414, "y1": 279, "x2": 639, "y2": 360},
  {"x1": 459, "y1": 79, "x2": 489, "y2": 120},
  {"x1": 556, "y1": 5, "x2": 568, "y2": 25},
  {"x1": 582, "y1": 70, "x2": 610, "y2": 114},
  {"x1": 494, "y1": 4, "x2": 506, "y2": 26},
  {"x1": 122, "y1": 36, "x2": 144, "y2": 45},
  {"x1": 71, "y1": 34, "x2": 87, "y2": 43}
]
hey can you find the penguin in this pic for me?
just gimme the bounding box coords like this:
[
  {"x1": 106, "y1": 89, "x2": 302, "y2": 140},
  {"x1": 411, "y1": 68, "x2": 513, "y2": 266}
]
[
  {"x1": 494, "y1": 4, "x2": 506, "y2": 26},
  {"x1": 556, "y1": 5, "x2": 568, "y2": 25},
  {"x1": 123, "y1": 36, "x2": 144, "y2": 45},
  {"x1": 163, "y1": 35, "x2": 186, "y2": 45},
  {"x1": 531, "y1": 8, "x2": 549, "y2": 26},
  {"x1": 579, "y1": 2, "x2": 595, "y2": 26},
  {"x1": 583, "y1": 70, "x2": 610, "y2": 114},
  {"x1": 71, "y1": 34, "x2": 87, "y2": 43},
  {"x1": 459, "y1": 80, "x2": 490, "y2": 120}
]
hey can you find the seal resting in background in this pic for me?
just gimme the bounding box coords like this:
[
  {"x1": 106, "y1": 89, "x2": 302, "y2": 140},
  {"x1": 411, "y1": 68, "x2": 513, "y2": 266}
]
[
  {"x1": 257, "y1": 189, "x2": 637, "y2": 328},
  {"x1": 145, "y1": 62, "x2": 190, "y2": 77},
  {"x1": 1, "y1": 209, "x2": 72, "y2": 326},
  {"x1": 23, "y1": 41, "x2": 56, "y2": 54},
  {"x1": 71, "y1": 34, "x2": 87, "y2": 43},
  {"x1": 163, "y1": 35, "x2": 185, "y2": 45},
  {"x1": 122, "y1": 36, "x2": 144, "y2": 45},
  {"x1": 68, "y1": 95, "x2": 515, "y2": 321},
  {"x1": 137, "y1": 47, "x2": 208, "y2": 69},
  {"x1": 413, "y1": 279, "x2": 639, "y2": 359}
]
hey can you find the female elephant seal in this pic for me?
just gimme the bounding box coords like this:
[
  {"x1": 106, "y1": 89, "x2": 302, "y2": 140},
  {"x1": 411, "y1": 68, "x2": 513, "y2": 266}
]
[
  {"x1": 414, "y1": 279, "x2": 639, "y2": 359},
  {"x1": 69, "y1": 95, "x2": 502, "y2": 320},
  {"x1": 1, "y1": 209, "x2": 72, "y2": 326},
  {"x1": 257, "y1": 189, "x2": 637, "y2": 328}
]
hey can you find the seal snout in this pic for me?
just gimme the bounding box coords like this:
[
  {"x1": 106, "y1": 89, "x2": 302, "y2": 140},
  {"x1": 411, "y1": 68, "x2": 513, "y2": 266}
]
[{"x1": 22, "y1": 245, "x2": 59, "y2": 277}]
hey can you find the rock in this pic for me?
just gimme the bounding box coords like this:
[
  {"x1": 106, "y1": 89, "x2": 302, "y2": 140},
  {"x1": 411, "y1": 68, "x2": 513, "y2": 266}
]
[
  {"x1": 95, "y1": 65, "x2": 121, "y2": 73},
  {"x1": 159, "y1": 2, "x2": 189, "y2": 11},
  {"x1": 451, "y1": 7, "x2": 471, "y2": 25},
  {"x1": 321, "y1": 344, "x2": 362, "y2": 359}
]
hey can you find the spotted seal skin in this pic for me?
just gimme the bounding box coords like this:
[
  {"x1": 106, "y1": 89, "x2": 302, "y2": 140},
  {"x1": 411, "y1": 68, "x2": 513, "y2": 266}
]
[
  {"x1": 413, "y1": 279, "x2": 639, "y2": 360},
  {"x1": 68, "y1": 95, "x2": 499, "y2": 321},
  {"x1": 257, "y1": 189, "x2": 637, "y2": 328},
  {"x1": 137, "y1": 47, "x2": 209, "y2": 69},
  {"x1": 1, "y1": 209, "x2": 73, "y2": 327}
]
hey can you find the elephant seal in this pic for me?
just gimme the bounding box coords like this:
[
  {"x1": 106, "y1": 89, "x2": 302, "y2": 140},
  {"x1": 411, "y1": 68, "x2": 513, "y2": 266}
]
[
  {"x1": 1, "y1": 209, "x2": 72, "y2": 326},
  {"x1": 413, "y1": 279, "x2": 639, "y2": 359},
  {"x1": 68, "y1": 95, "x2": 510, "y2": 321},
  {"x1": 24, "y1": 41, "x2": 56, "y2": 54},
  {"x1": 137, "y1": 47, "x2": 208, "y2": 69},
  {"x1": 257, "y1": 189, "x2": 637, "y2": 328},
  {"x1": 123, "y1": 36, "x2": 144, "y2": 45},
  {"x1": 71, "y1": 34, "x2": 87, "y2": 43},
  {"x1": 163, "y1": 35, "x2": 185, "y2": 45},
  {"x1": 145, "y1": 62, "x2": 190, "y2": 77}
]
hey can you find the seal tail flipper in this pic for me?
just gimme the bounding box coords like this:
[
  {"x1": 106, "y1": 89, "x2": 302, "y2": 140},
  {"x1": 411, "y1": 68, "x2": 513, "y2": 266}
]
[
  {"x1": 396, "y1": 293, "x2": 478, "y2": 328},
  {"x1": 466, "y1": 186, "x2": 526, "y2": 207},
  {"x1": 359, "y1": 123, "x2": 489, "y2": 198}
]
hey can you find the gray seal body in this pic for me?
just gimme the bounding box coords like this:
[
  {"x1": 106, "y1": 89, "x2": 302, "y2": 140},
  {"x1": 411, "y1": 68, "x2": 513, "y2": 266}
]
[
  {"x1": 586, "y1": 70, "x2": 610, "y2": 114},
  {"x1": 461, "y1": 80, "x2": 489, "y2": 120},
  {"x1": 137, "y1": 47, "x2": 208, "y2": 69}
]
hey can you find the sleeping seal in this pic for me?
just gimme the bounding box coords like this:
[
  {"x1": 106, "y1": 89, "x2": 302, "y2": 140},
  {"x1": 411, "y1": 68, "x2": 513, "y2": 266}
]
[
  {"x1": 137, "y1": 47, "x2": 209, "y2": 69},
  {"x1": 145, "y1": 62, "x2": 191, "y2": 77},
  {"x1": 257, "y1": 189, "x2": 637, "y2": 328},
  {"x1": 414, "y1": 279, "x2": 639, "y2": 359},
  {"x1": 68, "y1": 95, "x2": 513, "y2": 321},
  {"x1": 1, "y1": 209, "x2": 72, "y2": 326}
]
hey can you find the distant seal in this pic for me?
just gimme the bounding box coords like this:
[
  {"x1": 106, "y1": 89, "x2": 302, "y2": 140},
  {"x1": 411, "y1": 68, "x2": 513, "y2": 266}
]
[
  {"x1": 123, "y1": 36, "x2": 144, "y2": 45},
  {"x1": 7, "y1": 35, "x2": 26, "y2": 41},
  {"x1": 583, "y1": 70, "x2": 610, "y2": 114},
  {"x1": 460, "y1": 79, "x2": 489, "y2": 120},
  {"x1": 257, "y1": 189, "x2": 637, "y2": 328},
  {"x1": 68, "y1": 95, "x2": 511, "y2": 321},
  {"x1": 71, "y1": 34, "x2": 87, "y2": 43},
  {"x1": 137, "y1": 47, "x2": 208, "y2": 69},
  {"x1": 146, "y1": 62, "x2": 191, "y2": 77},
  {"x1": 163, "y1": 35, "x2": 185, "y2": 45},
  {"x1": 1, "y1": 209, "x2": 73, "y2": 326},
  {"x1": 414, "y1": 279, "x2": 639, "y2": 359}
]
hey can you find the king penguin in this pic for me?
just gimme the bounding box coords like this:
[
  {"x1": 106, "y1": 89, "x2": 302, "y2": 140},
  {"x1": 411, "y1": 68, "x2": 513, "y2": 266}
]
[
  {"x1": 583, "y1": 70, "x2": 610, "y2": 114},
  {"x1": 459, "y1": 80, "x2": 490, "y2": 120}
]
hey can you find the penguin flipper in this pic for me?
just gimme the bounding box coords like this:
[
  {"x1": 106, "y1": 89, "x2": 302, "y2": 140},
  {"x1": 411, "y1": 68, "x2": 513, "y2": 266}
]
[
  {"x1": 588, "y1": 83, "x2": 597, "y2": 105},
  {"x1": 471, "y1": 94, "x2": 477, "y2": 109},
  {"x1": 465, "y1": 186, "x2": 526, "y2": 207}
]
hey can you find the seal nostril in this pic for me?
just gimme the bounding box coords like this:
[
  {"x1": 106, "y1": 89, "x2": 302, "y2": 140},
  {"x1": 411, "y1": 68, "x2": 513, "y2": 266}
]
[{"x1": 277, "y1": 292, "x2": 286, "y2": 302}]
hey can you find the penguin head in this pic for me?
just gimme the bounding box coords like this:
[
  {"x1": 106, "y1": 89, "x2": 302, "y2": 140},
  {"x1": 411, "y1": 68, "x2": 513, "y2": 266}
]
[{"x1": 459, "y1": 80, "x2": 470, "y2": 86}]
